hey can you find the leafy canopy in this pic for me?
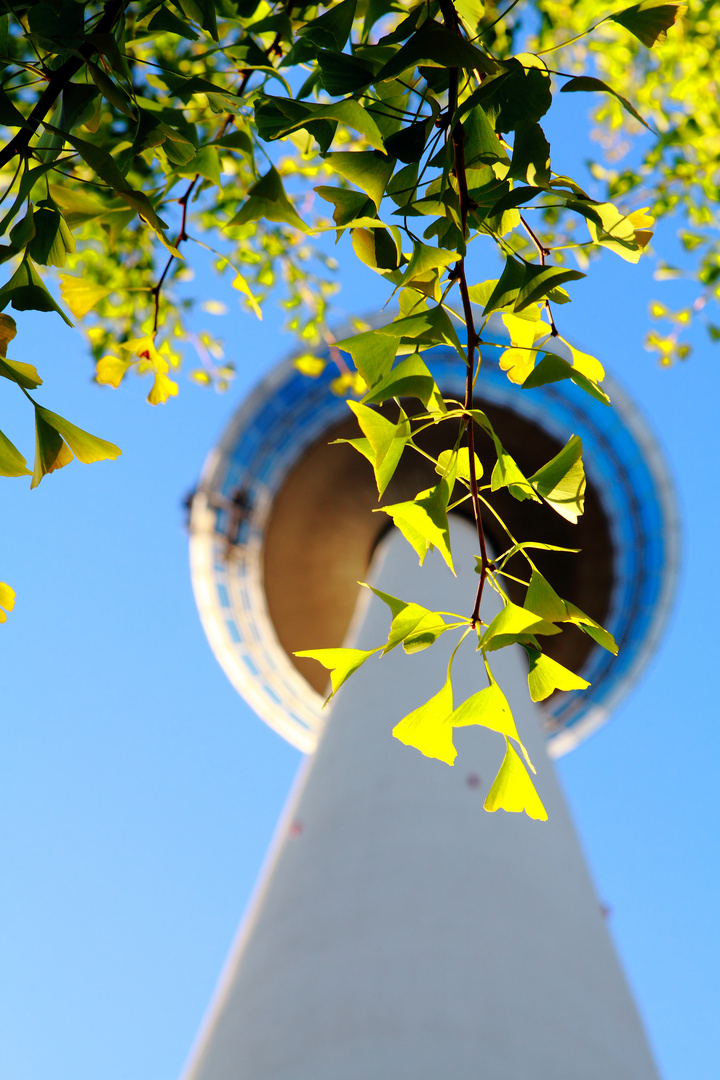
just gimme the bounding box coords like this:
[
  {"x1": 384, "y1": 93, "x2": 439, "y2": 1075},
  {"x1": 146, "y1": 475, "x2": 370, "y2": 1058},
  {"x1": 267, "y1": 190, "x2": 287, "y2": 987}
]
[{"x1": 0, "y1": 0, "x2": 691, "y2": 815}]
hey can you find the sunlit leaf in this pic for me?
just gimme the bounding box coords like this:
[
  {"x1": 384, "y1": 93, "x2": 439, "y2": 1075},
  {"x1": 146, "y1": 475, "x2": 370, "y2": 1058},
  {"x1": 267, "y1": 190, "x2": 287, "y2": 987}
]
[
  {"x1": 232, "y1": 271, "x2": 262, "y2": 319},
  {"x1": 522, "y1": 353, "x2": 611, "y2": 405},
  {"x1": 480, "y1": 600, "x2": 560, "y2": 650},
  {"x1": 324, "y1": 151, "x2": 396, "y2": 209},
  {"x1": 345, "y1": 400, "x2": 410, "y2": 496},
  {"x1": 0, "y1": 356, "x2": 42, "y2": 389},
  {"x1": 294, "y1": 645, "x2": 378, "y2": 699},
  {"x1": 58, "y1": 275, "x2": 112, "y2": 319},
  {"x1": 392, "y1": 674, "x2": 456, "y2": 765},
  {"x1": 484, "y1": 739, "x2": 548, "y2": 820},
  {"x1": 0, "y1": 428, "x2": 31, "y2": 477},
  {"x1": 526, "y1": 646, "x2": 590, "y2": 702},
  {"x1": 0, "y1": 580, "x2": 15, "y2": 623},
  {"x1": 450, "y1": 678, "x2": 535, "y2": 769},
  {"x1": 362, "y1": 353, "x2": 446, "y2": 414},
  {"x1": 529, "y1": 434, "x2": 586, "y2": 522},
  {"x1": 378, "y1": 479, "x2": 454, "y2": 572}
]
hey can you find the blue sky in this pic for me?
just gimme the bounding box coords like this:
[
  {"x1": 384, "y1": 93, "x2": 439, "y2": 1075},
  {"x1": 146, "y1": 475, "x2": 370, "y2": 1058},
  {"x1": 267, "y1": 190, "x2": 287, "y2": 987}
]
[{"x1": 2, "y1": 91, "x2": 719, "y2": 1080}]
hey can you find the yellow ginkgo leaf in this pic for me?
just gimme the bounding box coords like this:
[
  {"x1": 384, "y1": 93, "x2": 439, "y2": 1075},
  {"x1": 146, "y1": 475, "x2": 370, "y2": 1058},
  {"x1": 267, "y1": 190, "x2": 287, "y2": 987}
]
[
  {"x1": 499, "y1": 312, "x2": 552, "y2": 384},
  {"x1": 294, "y1": 354, "x2": 327, "y2": 377},
  {"x1": 96, "y1": 354, "x2": 132, "y2": 388},
  {"x1": 148, "y1": 369, "x2": 179, "y2": 406},
  {"x1": 449, "y1": 680, "x2": 535, "y2": 771},
  {"x1": 58, "y1": 275, "x2": 112, "y2": 319},
  {"x1": 294, "y1": 646, "x2": 379, "y2": 700},
  {"x1": 232, "y1": 271, "x2": 262, "y2": 319},
  {"x1": 484, "y1": 739, "x2": 548, "y2": 820},
  {"x1": 392, "y1": 675, "x2": 455, "y2": 765},
  {"x1": 0, "y1": 580, "x2": 15, "y2": 622}
]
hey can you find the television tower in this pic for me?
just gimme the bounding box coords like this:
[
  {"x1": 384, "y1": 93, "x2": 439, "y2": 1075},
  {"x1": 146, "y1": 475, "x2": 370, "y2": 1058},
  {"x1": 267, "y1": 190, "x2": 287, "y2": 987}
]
[{"x1": 184, "y1": 342, "x2": 676, "y2": 1079}]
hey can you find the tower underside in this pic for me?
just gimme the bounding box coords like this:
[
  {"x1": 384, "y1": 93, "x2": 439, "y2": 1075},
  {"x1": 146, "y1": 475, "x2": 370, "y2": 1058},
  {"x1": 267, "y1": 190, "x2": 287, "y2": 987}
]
[{"x1": 182, "y1": 518, "x2": 659, "y2": 1080}]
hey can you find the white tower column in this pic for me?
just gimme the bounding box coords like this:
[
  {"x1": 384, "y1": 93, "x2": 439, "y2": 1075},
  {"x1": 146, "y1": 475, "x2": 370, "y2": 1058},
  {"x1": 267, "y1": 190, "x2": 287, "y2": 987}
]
[{"x1": 182, "y1": 518, "x2": 660, "y2": 1080}]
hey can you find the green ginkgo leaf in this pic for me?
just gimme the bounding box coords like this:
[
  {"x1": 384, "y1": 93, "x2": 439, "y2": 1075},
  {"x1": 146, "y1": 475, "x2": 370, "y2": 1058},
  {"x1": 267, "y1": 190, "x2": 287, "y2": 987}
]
[
  {"x1": 362, "y1": 353, "x2": 446, "y2": 414},
  {"x1": 31, "y1": 406, "x2": 121, "y2": 488},
  {"x1": 480, "y1": 601, "x2": 559, "y2": 650},
  {"x1": 335, "y1": 328, "x2": 398, "y2": 387},
  {"x1": 392, "y1": 674, "x2": 456, "y2": 765},
  {"x1": 378, "y1": 480, "x2": 454, "y2": 572},
  {"x1": 484, "y1": 738, "x2": 548, "y2": 820},
  {"x1": 0, "y1": 428, "x2": 31, "y2": 477},
  {"x1": 529, "y1": 434, "x2": 586, "y2": 523},
  {"x1": 344, "y1": 401, "x2": 410, "y2": 496},
  {"x1": 608, "y1": 0, "x2": 682, "y2": 48},
  {"x1": 526, "y1": 647, "x2": 590, "y2": 702},
  {"x1": 229, "y1": 167, "x2": 308, "y2": 231},
  {"x1": 449, "y1": 679, "x2": 535, "y2": 771},
  {"x1": 324, "y1": 151, "x2": 396, "y2": 209}
]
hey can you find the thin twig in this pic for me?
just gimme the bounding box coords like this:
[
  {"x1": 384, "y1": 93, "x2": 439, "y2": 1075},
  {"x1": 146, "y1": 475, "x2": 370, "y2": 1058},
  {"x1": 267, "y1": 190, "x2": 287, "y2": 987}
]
[{"x1": 151, "y1": 175, "x2": 198, "y2": 333}]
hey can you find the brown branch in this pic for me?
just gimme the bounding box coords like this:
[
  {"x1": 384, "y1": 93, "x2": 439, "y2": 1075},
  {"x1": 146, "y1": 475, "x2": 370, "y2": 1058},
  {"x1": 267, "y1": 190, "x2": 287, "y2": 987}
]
[
  {"x1": 151, "y1": 175, "x2": 198, "y2": 333},
  {"x1": 0, "y1": 0, "x2": 128, "y2": 172},
  {"x1": 440, "y1": 0, "x2": 491, "y2": 627},
  {"x1": 520, "y1": 212, "x2": 559, "y2": 334}
]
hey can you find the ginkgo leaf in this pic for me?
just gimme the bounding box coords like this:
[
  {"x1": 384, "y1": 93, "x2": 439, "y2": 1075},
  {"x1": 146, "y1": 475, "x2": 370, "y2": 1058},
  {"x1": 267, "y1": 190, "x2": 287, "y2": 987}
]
[
  {"x1": 346, "y1": 401, "x2": 410, "y2": 497},
  {"x1": 449, "y1": 679, "x2": 535, "y2": 770},
  {"x1": 294, "y1": 354, "x2": 326, "y2": 377},
  {"x1": 565, "y1": 602, "x2": 619, "y2": 654},
  {"x1": 524, "y1": 569, "x2": 569, "y2": 622},
  {"x1": 148, "y1": 369, "x2": 179, "y2": 405},
  {"x1": 526, "y1": 647, "x2": 590, "y2": 702},
  {"x1": 294, "y1": 646, "x2": 379, "y2": 699},
  {"x1": 480, "y1": 601, "x2": 559, "y2": 650},
  {"x1": 529, "y1": 434, "x2": 586, "y2": 523},
  {"x1": 96, "y1": 354, "x2": 131, "y2": 388},
  {"x1": 0, "y1": 356, "x2": 42, "y2": 389},
  {"x1": 361, "y1": 583, "x2": 453, "y2": 653},
  {"x1": 608, "y1": 0, "x2": 683, "y2": 48},
  {"x1": 361, "y1": 353, "x2": 446, "y2": 414},
  {"x1": 484, "y1": 738, "x2": 548, "y2": 820},
  {"x1": 228, "y1": 167, "x2": 308, "y2": 232},
  {"x1": 435, "y1": 446, "x2": 483, "y2": 486},
  {"x1": 522, "y1": 353, "x2": 611, "y2": 405},
  {"x1": 0, "y1": 312, "x2": 16, "y2": 356},
  {"x1": 400, "y1": 241, "x2": 457, "y2": 288},
  {"x1": 378, "y1": 479, "x2": 454, "y2": 572},
  {"x1": 58, "y1": 275, "x2": 112, "y2": 319},
  {"x1": 491, "y1": 450, "x2": 539, "y2": 502},
  {"x1": 32, "y1": 411, "x2": 74, "y2": 488},
  {"x1": 392, "y1": 674, "x2": 456, "y2": 765},
  {"x1": 336, "y1": 328, "x2": 398, "y2": 387},
  {"x1": 0, "y1": 428, "x2": 31, "y2": 477},
  {"x1": 0, "y1": 580, "x2": 15, "y2": 623},
  {"x1": 324, "y1": 151, "x2": 395, "y2": 210},
  {"x1": 524, "y1": 572, "x2": 618, "y2": 653},
  {"x1": 498, "y1": 311, "x2": 552, "y2": 383},
  {"x1": 31, "y1": 405, "x2": 121, "y2": 487},
  {"x1": 232, "y1": 271, "x2": 262, "y2": 319}
]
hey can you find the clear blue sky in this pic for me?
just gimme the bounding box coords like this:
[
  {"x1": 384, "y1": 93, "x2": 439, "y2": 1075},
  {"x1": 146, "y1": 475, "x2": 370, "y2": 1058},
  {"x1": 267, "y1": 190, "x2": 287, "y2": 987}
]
[{"x1": 2, "y1": 93, "x2": 719, "y2": 1080}]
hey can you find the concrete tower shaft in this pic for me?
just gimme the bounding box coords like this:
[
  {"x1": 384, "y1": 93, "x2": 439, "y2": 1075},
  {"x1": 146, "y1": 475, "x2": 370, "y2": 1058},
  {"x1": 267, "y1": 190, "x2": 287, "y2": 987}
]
[{"x1": 182, "y1": 519, "x2": 660, "y2": 1080}]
